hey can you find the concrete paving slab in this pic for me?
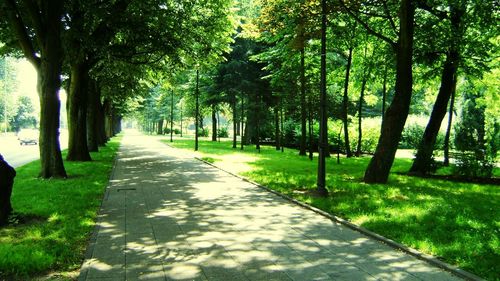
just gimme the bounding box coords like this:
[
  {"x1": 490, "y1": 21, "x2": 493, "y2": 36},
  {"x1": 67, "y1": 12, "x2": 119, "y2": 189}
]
[{"x1": 79, "y1": 131, "x2": 465, "y2": 280}]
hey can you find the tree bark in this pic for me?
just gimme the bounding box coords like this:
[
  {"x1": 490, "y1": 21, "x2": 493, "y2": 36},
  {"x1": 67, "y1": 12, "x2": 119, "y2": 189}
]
[
  {"x1": 308, "y1": 94, "x2": 313, "y2": 160},
  {"x1": 275, "y1": 106, "x2": 281, "y2": 151},
  {"x1": 232, "y1": 98, "x2": 237, "y2": 148},
  {"x1": 87, "y1": 79, "x2": 99, "y2": 152},
  {"x1": 212, "y1": 104, "x2": 217, "y2": 141},
  {"x1": 67, "y1": 61, "x2": 92, "y2": 161},
  {"x1": 299, "y1": 47, "x2": 307, "y2": 156},
  {"x1": 443, "y1": 85, "x2": 456, "y2": 166},
  {"x1": 316, "y1": 0, "x2": 328, "y2": 196},
  {"x1": 95, "y1": 88, "x2": 107, "y2": 146},
  {"x1": 343, "y1": 47, "x2": 353, "y2": 157},
  {"x1": 38, "y1": 26, "x2": 67, "y2": 177},
  {"x1": 170, "y1": 90, "x2": 174, "y2": 142},
  {"x1": 180, "y1": 102, "x2": 183, "y2": 137},
  {"x1": 255, "y1": 93, "x2": 261, "y2": 153},
  {"x1": 157, "y1": 119, "x2": 164, "y2": 135},
  {"x1": 410, "y1": 51, "x2": 458, "y2": 174},
  {"x1": 364, "y1": 0, "x2": 414, "y2": 183},
  {"x1": 356, "y1": 74, "x2": 368, "y2": 156},
  {"x1": 241, "y1": 97, "x2": 245, "y2": 150},
  {"x1": 104, "y1": 99, "x2": 114, "y2": 139},
  {"x1": 195, "y1": 70, "x2": 199, "y2": 151},
  {"x1": 381, "y1": 64, "x2": 388, "y2": 124},
  {"x1": 6, "y1": 0, "x2": 69, "y2": 178}
]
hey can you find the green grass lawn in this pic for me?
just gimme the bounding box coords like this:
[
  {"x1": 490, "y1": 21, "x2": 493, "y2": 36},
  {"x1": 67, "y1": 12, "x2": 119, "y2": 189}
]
[
  {"x1": 165, "y1": 139, "x2": 500, "y2": 280},
  {"x1": 0, "y1": 136, "x2": 121, "y2": 280}
]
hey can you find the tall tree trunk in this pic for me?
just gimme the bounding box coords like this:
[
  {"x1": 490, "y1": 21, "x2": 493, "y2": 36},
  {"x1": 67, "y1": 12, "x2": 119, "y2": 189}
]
[
  {"x1": 211, "y1": 104, "x2": 217, "y2": 141},
  {"x1": 104, "y1": 99, "x2": 114, "y2": 139},
  {"x1": 256, "y1": 93, "x2": 261, "y2": 153},
  {"x1": 38, "y1": 8, "x2": 67, "y2": 177},
  {"x1": 410, "y1": 52, "x2": 459, "y2": 174},
  {"x1": 96, "y1": 89, "x2": 107, "y2": 146},
  {"x1": 86, "y1": 79, "x2": 99, "y2": 152},
  {"x1": 232, "y1": 98, "x2": 237, "y2": 148},
  {"x1": 356, "y1": 75, "x2": 368, "y2": 156},
  {"x1": 157, "y1": 120, "x2": 163, "y2": 135},
  {"x1": 4, "y1": 0, "x2": 67, "y2": 178},
  {"x1": 443, "y1": 84, "x2": 456, "y2": 166},
  {"x1": 195, "y1": 70, "x2": 199, "y2": 151},
  {"x1": 343, "y1": 47, "x2": 353, "y2": 157},
  {"x1": 67, "y1": 61, "x2": 92, "y2": 161},
  {"x1": 275, "y1": 106, "x2": 281, "y2": 151},
  {"x1": 299, "y1": 47, "x2": 307, "y2": 156},
  {"x1": 280, "y1": 101, "x2": 284, "y2": 152},
  {"x1": 170, "y1": 90, "x2": 174, "y2": 142},
  {"x1": 364, "y1": 0, "x2": 415, "y2": 183},
  {"x1": 241, "y1": 97, "x2": 245, "y2": 150},
  {"x1": 308, "y1": 94, "x2": 313, "y2": 160},
  {"x1": 381, "y1": 64, "x2": 388, "y2": 124},
  {"x1": 316, "y1": 0, "x2": 328, "y2": 196},
  {"x1": 38, "y1": 61, "x2": 67, "y2": 177},
  {"x1": 180, "y1": 102, "x2": 183, "y2": 137}
]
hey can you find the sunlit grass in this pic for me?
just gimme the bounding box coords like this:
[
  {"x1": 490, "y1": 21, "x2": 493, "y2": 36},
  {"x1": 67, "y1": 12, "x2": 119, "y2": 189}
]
[
  {"x1": 0, "y1": 136, "x2": 121, "y2": 280},
  {"x1": 166, "y1": 139, "x2": 500, "y2": 280}
]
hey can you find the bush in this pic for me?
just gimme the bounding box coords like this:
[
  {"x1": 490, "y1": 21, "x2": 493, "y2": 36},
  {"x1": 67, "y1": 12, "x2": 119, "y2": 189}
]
[
  {"x1": 199, "y1": 128, "x2": 209, "y2": 137},
  {"x1": 400, "y1": 124, "x2": 424, "y2": 149},
  {"x1": 174, "y1": 128, "x2": 181, "y2": 135},
  {"x1": 453, "y1": 151, "x2": 494, "y2": 179},
  {"x1": 217, "y1": 127, "x2": 229, "y2": 138},
  {"x1": 452, "y1": 90, "x2": 498, "y2": 179}
]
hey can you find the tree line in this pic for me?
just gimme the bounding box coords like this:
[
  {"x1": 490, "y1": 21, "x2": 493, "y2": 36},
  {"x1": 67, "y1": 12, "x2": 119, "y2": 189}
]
[
  {"x1": 1, "y1": 0, "x2": 497, "y2": 187},
  {"x1": 137, "y1": 0, "x2": 498, "y2": 190},
  {"x1": 0, "y1": 0, "x2": 235, "y2": 178}
]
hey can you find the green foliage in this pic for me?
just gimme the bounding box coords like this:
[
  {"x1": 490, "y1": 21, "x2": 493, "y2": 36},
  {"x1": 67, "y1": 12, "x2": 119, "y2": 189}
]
[
  {"x1": 199, "y1": 128, "x2": 209, "y2": 137},
  {"x1": 11, "y1": 96, "x2": 37, "y2": 132},
  {"x1": 453, "y1": 151, "x2": 494, "y2": 179},
  {"x1": 400, "y1": 123, "x2": 445, "y2": 150},
  {"x1": 0, "y1": 137, "x2": 121, "y2": 279},
  {"x1": 453, "y1": 86, "x2": 498, "y2": 179},
  {"x1": 169, "y1": 139, "x2": 499, "y2": 280},
  {"x1": 217, "y1": 127, "x2": 229, "y2": 138}
]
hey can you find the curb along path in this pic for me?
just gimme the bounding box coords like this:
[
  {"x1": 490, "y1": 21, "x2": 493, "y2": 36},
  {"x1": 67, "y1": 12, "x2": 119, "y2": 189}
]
[{"x1": 79, "y1": 131, "x2": 463, "y2": 281}]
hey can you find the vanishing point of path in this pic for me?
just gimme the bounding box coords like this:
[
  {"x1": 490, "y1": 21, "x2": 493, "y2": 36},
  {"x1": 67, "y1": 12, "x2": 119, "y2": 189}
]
[{"x1": 79, "y1": 131, "x2": 462, "y2": 281}]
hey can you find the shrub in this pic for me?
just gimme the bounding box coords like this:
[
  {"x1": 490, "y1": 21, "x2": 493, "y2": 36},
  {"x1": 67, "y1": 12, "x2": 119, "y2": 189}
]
[
  {"x1": 217, "y1": 127, "x2": 229, "y2": 138},
  {"x1": 400, "y1": 123, "x2": 424, "y2": 149},
  {"x1": 199, "y1": 128, "x2": 209, "y2": 137}
]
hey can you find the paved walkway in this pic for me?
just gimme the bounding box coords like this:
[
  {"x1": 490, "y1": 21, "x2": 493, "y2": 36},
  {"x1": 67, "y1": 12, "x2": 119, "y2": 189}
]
[{"x1": 79, "y1": 132, "x2": 462, "y2": 281}]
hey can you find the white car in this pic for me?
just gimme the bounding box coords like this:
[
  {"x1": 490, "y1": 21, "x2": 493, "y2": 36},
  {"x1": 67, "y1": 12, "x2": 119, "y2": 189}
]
[{"x1": 17, "y1": 129, "x2": 39, "y2": 145}]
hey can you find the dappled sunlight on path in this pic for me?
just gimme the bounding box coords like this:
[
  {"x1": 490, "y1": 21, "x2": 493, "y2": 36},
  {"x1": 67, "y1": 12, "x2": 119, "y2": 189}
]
[{"x1": 79, "y1": 130, "x2": 462, "y2": 280}]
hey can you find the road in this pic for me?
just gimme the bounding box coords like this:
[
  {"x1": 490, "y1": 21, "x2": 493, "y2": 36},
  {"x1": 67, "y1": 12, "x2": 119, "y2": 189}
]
[{"x1": 0, "y1": 131, "x2": 68, "y2": 168}]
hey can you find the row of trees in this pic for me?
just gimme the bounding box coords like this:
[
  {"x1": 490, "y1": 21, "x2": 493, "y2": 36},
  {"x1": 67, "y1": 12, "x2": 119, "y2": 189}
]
[
  {"x1": 136, "y1": 0, "x2": 498, "y2": 187},
  {"x1": 0, "y1": 0, "x2": 235, "y2": 178},
  {"x1": 0, "y1": 58, "x2": 38, "y2": 132}
]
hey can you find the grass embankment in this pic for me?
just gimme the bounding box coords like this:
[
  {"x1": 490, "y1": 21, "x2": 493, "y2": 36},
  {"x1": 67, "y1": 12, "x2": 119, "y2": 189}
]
[
  {"x1": 0, "y1": 136, "x2": 121, "y2": 280},
  {"x1": 166, "y1": 139, "x2": 499, "y2": 280}
]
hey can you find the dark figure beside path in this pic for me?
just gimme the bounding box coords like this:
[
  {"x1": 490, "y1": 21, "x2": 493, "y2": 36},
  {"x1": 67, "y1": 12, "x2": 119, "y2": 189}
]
[{"x1": 0, "y1": 154, "x2": 16, "y2": 226}]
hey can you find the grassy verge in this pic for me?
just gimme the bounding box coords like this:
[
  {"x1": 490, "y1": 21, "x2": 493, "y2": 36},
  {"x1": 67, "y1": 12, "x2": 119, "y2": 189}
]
[
  {"x1": 165, "y1": 139, "x2": 499, "y2": 280},
  {"x1": 0, "y1": 136, "x2": 121, "y2": 280}
]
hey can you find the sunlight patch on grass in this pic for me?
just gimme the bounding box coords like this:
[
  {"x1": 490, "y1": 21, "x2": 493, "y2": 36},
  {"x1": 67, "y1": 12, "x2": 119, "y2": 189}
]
[{"x1": 0, "y1": 136, "x2": 121, "y2": 279}]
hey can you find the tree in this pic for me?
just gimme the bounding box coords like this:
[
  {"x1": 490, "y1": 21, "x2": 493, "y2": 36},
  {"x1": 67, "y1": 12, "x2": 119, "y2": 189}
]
[
  {"x1": 11, "y1": 96, "x2": 36, "y2": 131},
  {"x1": 2, "y1": 0, "x2": 67, "y2": 178},
  {"x1": 410, "y1": 0, "x2": 497, "y2": 175},
  {"x1": 342, "y1": 0, "x2": 416, "y2": 183},
  {"x1": 316, "y1": 0, "x2": 328, "y2": 196}
]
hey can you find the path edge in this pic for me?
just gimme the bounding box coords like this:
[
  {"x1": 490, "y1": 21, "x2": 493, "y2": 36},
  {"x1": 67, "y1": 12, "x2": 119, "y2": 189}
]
[
  {"x1": 194, "y1": 157, "x2": 483, "y2": 281},
  {"x1": 77, "y1": 143, "x2": 122, "y2": 281}
]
